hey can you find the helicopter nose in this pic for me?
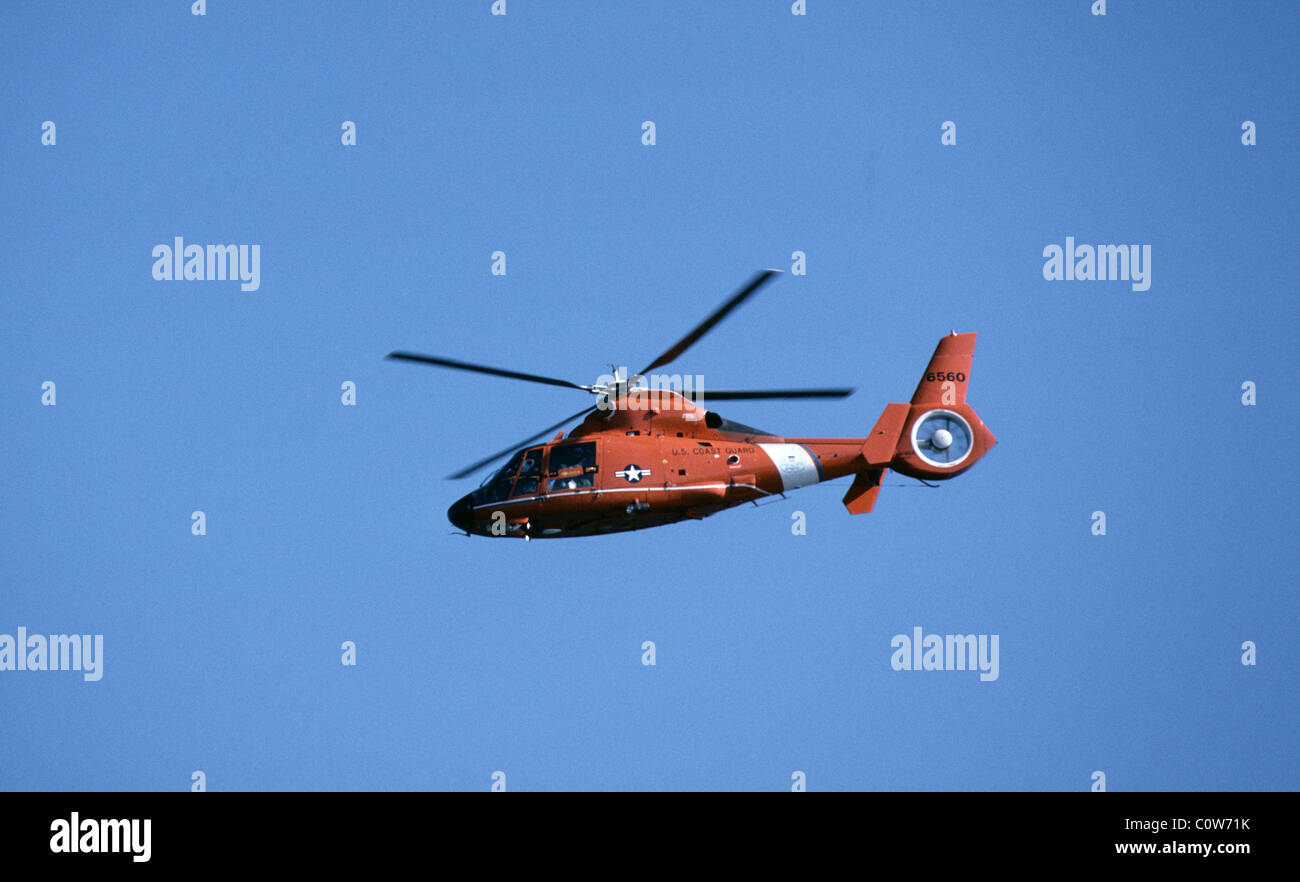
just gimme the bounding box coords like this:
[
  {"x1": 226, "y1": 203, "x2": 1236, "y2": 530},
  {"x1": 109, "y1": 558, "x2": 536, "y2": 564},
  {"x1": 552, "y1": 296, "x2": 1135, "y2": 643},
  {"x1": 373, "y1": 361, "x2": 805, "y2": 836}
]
[{"x1": 447, "y1": 495, "x2": 474, "y2": 533}]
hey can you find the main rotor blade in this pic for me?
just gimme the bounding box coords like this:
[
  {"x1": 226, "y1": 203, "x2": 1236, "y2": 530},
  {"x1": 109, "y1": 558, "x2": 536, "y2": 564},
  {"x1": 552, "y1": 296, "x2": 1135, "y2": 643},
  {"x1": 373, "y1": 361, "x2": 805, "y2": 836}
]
[
  {"x1": 638, "y1": 269, "x2": 781, "y2": 376},
  {"x1": 694, "y1": 388, "x2": 856, "y2": 401},
  {"x1": 387, "y1": 352, "x2": 587, "y2": 392},
  {"x1": 447, "y1": 405, "x2": 597, "y2": 480}
]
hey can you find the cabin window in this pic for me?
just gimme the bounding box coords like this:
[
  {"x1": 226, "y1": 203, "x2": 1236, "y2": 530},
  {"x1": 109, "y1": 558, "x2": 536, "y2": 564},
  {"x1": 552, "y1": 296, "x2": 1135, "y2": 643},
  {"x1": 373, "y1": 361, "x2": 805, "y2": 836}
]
[{"x1": 546, "y1": 441, "x2": 597, "y2": 491}]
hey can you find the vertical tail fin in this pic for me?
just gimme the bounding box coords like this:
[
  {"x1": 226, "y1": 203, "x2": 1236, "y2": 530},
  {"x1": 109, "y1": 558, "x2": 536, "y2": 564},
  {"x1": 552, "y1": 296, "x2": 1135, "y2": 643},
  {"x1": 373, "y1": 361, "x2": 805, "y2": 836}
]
[{"x1": 911, "y1": 332, "x2": 976, "y2": 406}]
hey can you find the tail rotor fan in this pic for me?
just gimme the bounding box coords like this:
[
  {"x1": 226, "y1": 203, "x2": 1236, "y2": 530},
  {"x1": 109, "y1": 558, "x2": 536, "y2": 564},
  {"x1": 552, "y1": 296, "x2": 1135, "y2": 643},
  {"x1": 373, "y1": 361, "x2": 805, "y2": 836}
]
[{"x1": 913, "y1": 411, "x2": 972, "y2": 467}]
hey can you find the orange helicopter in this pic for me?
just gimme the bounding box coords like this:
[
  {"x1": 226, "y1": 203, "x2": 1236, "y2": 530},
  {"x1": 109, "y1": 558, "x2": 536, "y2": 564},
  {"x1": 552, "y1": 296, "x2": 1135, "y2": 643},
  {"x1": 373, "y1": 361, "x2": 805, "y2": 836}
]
[{"x1": 388, "y1": 269, "x2": 996, "y2": 539}]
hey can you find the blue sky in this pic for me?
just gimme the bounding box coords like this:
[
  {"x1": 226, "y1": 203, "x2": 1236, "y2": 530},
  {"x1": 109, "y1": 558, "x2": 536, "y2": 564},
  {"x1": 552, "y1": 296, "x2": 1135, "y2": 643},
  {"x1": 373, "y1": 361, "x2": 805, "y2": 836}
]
[{"x1": 2, "y1": 1, "x2": 1296, "y2": 791}]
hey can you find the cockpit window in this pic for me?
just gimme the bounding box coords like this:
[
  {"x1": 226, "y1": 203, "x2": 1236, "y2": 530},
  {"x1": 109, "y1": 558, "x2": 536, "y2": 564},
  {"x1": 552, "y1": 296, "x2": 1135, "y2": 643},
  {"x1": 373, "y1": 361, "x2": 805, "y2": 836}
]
[
  {"x1": 546, "y1": 441, "x2": 597, "y2": 492},
  {"x1": 511, "y1": 447, "x2": 543, "y2": 497},
  {"x1": 484, "y1": 450, "x2": 524, "y2": 486}
]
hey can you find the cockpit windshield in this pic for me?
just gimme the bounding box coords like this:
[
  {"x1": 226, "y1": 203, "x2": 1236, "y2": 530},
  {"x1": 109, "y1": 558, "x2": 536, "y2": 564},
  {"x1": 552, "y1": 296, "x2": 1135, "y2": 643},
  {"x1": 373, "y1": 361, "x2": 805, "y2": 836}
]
[
  {"x1": 480, "y1": 449, "x2": 525, "y2": 489},
  {"x1": 472, "y1": 447, "x2": 546, "y2": 505}
]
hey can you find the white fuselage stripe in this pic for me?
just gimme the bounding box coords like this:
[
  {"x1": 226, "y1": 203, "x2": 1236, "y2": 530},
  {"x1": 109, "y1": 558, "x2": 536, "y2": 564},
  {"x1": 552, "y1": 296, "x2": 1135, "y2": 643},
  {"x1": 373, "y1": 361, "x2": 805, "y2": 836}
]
[{"x1": 756, "y1": 443, "x2": 821, "y2": 492}]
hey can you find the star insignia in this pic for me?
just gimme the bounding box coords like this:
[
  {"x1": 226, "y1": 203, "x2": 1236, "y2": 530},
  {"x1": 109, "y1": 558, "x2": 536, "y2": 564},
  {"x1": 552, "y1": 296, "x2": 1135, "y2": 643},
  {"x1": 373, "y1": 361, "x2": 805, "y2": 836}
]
[{"x1": 616, "y1": 464, "x2": 649, "y2": 483}]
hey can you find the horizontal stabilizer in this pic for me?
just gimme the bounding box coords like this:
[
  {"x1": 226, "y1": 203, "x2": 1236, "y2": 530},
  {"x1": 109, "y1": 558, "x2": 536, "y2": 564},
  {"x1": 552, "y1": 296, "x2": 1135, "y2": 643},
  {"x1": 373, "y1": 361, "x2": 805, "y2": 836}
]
[{"x1": 862, "y1": 402, "x2": 910, "y2": 465}]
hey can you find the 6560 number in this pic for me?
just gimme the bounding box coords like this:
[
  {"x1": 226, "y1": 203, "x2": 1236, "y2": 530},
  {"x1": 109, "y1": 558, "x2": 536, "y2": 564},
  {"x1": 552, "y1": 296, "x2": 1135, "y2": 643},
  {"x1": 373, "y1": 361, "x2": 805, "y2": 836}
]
[{"x1": 925, "y1": 371, "x2": 966, "y2": 382}]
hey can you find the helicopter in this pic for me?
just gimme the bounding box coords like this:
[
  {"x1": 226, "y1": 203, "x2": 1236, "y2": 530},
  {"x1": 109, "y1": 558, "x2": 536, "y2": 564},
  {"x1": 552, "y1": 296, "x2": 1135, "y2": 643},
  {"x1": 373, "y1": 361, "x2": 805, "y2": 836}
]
[{"x1": 388, "y1": 269, "x2": 996, "y2": 539}]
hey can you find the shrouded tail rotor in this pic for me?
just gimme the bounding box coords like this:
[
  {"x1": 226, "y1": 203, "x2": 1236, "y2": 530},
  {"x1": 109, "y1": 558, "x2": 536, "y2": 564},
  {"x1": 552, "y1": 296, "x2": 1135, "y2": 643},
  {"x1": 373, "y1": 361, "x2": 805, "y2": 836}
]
[{"x1": 912, "y1": 411, "x2": 974, "y2": 467}]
